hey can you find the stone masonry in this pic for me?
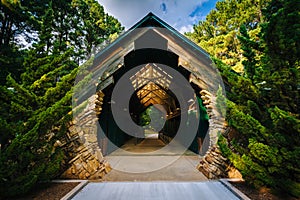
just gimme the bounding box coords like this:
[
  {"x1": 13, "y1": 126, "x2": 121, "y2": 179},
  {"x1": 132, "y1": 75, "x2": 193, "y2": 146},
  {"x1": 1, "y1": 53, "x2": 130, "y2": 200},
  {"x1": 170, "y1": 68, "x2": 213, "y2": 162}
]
[
  {"x1": 59, "y1": 91, "x2": 111, "y2": 179},
  {"x1": 196, "y1": 89, "x2": 242, "y2": 179},
  {"x1": 55, "y1": 85, "x2": 241, "y2": 180}
]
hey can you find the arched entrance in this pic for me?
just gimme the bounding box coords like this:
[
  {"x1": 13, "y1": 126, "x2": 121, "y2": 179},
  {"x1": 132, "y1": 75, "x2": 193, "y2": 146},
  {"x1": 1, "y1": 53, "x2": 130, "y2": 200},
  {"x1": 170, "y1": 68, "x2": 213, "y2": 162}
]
[
  {"x1": 64, "y1": 13, "x2": 228, "y2": 180},
  {"x1": 97, "y1": 47, "x2": 210, "y2": 158}
]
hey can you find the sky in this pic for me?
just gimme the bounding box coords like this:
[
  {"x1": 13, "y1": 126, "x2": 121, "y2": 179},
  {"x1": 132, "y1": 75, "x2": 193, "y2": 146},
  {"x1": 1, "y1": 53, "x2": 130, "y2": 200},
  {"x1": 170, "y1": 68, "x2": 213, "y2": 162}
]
[{"x1": 99, "y1": 0, "x2": 218, "y2": 33}]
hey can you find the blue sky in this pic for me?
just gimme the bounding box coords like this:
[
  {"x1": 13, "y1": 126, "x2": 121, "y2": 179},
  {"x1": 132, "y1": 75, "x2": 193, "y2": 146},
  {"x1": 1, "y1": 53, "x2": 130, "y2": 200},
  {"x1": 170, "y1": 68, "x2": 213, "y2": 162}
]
[{"x1": 99, "y1": 0, "x2": 218, "y2": 33}]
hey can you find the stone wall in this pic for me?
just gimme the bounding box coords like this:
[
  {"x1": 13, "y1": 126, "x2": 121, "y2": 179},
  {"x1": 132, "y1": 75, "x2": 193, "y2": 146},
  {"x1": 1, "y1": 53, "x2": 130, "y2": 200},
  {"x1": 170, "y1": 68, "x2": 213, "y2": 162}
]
[
  {"x1": 59, "y1": 91, "x2": 111, "y2": 179},
  {"x1": 197, "y1": 144, "x2": 242, "y2": 179},
  {"x1": 55, "y1": 85, "x2": 241, "y2": 180},
  {"x1": 197, "y1": 89, "x2": 242, "y2": 179},
  {"x1": 199, "y1": 89, "x2": 226, "y2": 147}
]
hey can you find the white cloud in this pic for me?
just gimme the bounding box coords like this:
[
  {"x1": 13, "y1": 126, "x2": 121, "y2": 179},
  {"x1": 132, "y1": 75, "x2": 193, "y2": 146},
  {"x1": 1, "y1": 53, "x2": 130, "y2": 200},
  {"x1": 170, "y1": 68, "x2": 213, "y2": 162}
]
[
  {"x1": 179, "y1": 24, "x2": 193, "y2": 34},
  {"x1": 99, "y1": 0, "x2": 216, "y2": 32}
]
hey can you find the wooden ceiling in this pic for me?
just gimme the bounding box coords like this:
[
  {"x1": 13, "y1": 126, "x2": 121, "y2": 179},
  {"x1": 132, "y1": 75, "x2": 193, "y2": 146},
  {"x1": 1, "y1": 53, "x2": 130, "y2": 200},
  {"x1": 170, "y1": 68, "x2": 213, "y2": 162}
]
[{"x1": 130, "y1": 63, "x2": 177, "y2": 114}]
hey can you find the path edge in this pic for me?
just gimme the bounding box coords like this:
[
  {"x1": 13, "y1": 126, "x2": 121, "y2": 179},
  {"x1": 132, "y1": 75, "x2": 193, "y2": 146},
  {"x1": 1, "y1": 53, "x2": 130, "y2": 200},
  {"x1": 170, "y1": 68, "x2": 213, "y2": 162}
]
[
  {"x1": 52, "y1": 179, "x2": 89, "y2": 200},
  {"x1": 219, "y1": 178, "x2": 251, "y2": 200}
]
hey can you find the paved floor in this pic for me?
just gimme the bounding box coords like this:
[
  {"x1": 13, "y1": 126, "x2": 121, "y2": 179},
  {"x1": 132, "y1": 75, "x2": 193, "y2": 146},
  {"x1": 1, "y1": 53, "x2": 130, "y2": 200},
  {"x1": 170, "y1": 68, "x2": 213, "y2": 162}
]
[
  {"x1": 71, "y1": 137, "x2": 242, "y2": 200},
  {"x1": 103, "y1": 136, "x2": 207, "y2": 181},
  {"x1": 71, "y1": 181, "x2": 240, "y2": 200}
]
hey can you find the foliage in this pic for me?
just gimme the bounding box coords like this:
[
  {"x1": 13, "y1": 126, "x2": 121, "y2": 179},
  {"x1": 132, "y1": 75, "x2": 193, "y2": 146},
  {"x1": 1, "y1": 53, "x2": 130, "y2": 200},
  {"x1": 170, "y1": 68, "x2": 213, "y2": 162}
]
[
  {"x1": 147, "y1": 106, "x2": 166, "y2": 131},
  {"x1": 0, "y1": 0, "x2": 48, "y2": 83},
  {"x1": 214, "y1": 0, "x2": 300, "y2": 197},
  {"x1": 186, "y1": 0, "x2": 270, "y2": 72},
  {"x1": 137, "y1": 106, "x2": 165, "y2": 129},
  {"x1": 0, "y1": 0, "x2": 123, "y2": 197},
  {"x1": 139, "y1": 107, "x2": 151, "y2": 126}
]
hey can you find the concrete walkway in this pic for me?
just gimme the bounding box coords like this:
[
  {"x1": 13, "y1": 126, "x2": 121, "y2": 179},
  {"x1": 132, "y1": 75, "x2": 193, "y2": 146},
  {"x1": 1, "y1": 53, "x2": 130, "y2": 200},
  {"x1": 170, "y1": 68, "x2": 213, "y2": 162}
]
[
  {"x1": 71, "y1": 181, "x2": 240, "y2": 200},
  {"x1": 103, "y1": 136, "x2": 207, "y2": 181},
  {"x1": 70, "y1": 137, "x2": 244, "y2": 200}
]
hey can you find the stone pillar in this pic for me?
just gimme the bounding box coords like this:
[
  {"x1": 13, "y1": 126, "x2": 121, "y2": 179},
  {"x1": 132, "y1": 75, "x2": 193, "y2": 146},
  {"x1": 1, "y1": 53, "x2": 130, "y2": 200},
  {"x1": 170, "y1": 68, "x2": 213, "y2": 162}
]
[
  {"x1": 196, "y1": 89, "x2": 242, "y2": 179},
  {"x1": 199, "y1": 89, "x2": 227, "y2": 148},
  {"x1": 196, "y1": 144, "x2": 242, "y2": 179},
  {"x1": 60, "y1": 91, "x2": 111, "y2": 179}
]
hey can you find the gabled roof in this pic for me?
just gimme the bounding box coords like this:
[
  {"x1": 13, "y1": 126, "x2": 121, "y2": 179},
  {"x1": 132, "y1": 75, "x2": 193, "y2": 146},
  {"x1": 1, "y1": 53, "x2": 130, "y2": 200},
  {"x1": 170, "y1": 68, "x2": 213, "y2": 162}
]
[
  {"x1": 75, "y1": 13, "x2": 223, "y2": 111},
  {"x1": 93, "y1": 12, "x2": 221, "y2": 92},
  {"x1": 129, "y1": 12, "x2": 209, "y2": 56}
]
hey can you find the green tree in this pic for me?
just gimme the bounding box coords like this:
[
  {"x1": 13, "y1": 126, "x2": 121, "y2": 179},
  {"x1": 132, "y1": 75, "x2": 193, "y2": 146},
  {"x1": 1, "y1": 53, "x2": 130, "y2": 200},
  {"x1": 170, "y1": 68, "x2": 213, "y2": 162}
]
[
  {"x1": 259, "y1": 0, "x2": 299, "y2": 113},
  {"x1": 216, "y1": 0, "x2": 299, "y2": 197},
  {"x1": 0, "y1": 0, "x2": 49, "y2": 83},
  {"x1": 186, "y1": 0, "x2": 270, "y2": 72},
  {"x1": 0, "y1": 0, "x2": 123, "y2": 197}
]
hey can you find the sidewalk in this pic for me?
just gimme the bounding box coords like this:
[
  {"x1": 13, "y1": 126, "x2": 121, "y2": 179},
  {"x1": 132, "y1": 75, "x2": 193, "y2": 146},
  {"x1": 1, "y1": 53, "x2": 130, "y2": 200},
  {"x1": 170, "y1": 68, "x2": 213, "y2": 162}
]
[
  {"x1": 103, "y1": 137, "x2": 207, "y2": 180},
  {"x1": 71, "y1": 181, "x2": 241, "y2": 200},
  {"x1": 69, "y1": 137, "x2": 246, "y2": 200}
]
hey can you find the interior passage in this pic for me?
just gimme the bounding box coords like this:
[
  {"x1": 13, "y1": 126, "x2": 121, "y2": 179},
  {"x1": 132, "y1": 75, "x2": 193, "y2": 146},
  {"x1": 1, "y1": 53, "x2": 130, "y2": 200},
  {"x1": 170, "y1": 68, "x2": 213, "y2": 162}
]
[
  {"x1": 97, "y1": 63, "x2": 210, "y2": 156},
  {"x1": 102, "y1": 133, "x2": 207, "y2": 181},
  {"x1": 96, "y1": 29, "x2": 211, "y2": 181}
]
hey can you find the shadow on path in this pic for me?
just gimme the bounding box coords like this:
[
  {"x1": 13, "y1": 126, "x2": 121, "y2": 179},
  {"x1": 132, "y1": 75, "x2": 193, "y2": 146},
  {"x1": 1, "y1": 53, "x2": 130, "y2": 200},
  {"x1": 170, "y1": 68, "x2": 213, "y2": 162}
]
[{"x1": 103, "y1": 137, "x2": 207, "y2": 181}]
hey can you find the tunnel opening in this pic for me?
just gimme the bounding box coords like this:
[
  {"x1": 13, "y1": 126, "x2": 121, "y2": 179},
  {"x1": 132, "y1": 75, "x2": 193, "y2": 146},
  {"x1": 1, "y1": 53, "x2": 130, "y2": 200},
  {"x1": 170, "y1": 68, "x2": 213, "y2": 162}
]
[
  {"x1": 66, "y1": 13, "x2": 227, "y2": 180},
  {"x1": 97, "y1": 47, "x2": 210, "y2": 156}
]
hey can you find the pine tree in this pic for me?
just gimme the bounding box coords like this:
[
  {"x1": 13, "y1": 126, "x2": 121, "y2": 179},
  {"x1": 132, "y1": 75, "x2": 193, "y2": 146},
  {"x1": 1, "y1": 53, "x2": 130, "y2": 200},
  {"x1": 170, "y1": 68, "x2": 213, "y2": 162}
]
[
  {"x1": 0, "y1": 0, "x2": 123, "y2": 197},
  {"x1": 0, "y1": 0, "x2": 49, "y2": 83},
  {"x1": 186, "y1": 0, "x2": 270, "y2": 72},
  {"x1": 216, "y1": 0, "x2": 300, "y2": 197},
  {"x1": 260, "y1": 0, "x2": 299, "y2": 113}
]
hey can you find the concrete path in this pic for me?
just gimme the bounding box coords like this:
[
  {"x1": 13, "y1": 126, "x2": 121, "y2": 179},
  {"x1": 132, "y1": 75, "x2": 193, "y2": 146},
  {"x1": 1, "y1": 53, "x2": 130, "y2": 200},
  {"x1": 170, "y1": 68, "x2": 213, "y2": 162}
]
[
  {"x1": 71, "y1": 181, "x2": 240, "y2": 200},
  {"x1": 70, "y1": 137, "x2": 243, "y2": 200},
  {"x1": 103, "y1": 137, "x2": 207, "y2": 181}
]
